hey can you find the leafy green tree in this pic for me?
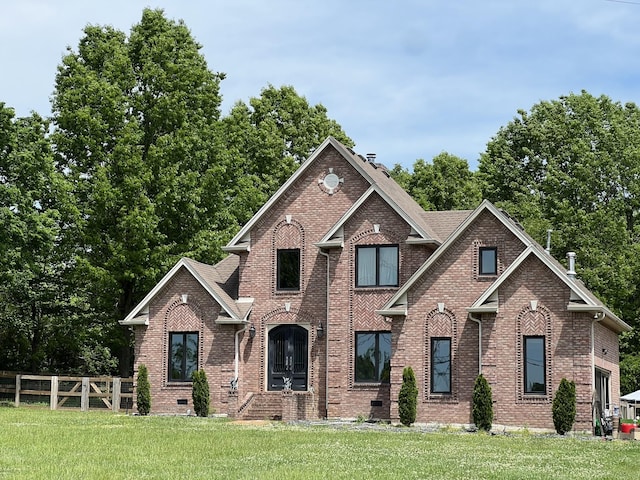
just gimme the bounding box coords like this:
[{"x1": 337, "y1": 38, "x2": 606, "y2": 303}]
[
  {"x1": 221, "y1": 85, "x2": 353, "y2": 225},
  {"x1": 552, "y1": 378, "x2": 576, "y2": 435},
  {"x1": 472, "y1": 374, "x2": 493, "y2": 431},
  {"x1": 0, "y1": 105, "x2": 96, "y2": 373},
  {"x1": 398, "y1": 366, "x2": 418, "y2": 426},
  {"x1": 192, "y1": 369, "x2": 210, "y2": 417},
  {"x1": 50, "y1": 8, "x2": 226, "y2": 374},
  {"x1": 136, "y1": 364, "x2": 151, "y2": 415},
  {"x1": 391, "y1": 152, "x2": 481, "y2": 211},
  {"x1": 478, "y1": 91, "x2": 640, "y2": 359},
  {"x1": 620, "y1": 353, "x2": 640, "y2": 395}
]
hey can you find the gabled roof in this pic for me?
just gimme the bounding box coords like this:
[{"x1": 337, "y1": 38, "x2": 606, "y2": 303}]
[
  {"x1": 224, "y1": 136, "x2": 446, "y2": 252},
  {"x1": 120, "y1": 255, "x2": 251, "y2": 326},
  {"x1": 377, "y1": 200, "x2": 630, "y2": 333}
]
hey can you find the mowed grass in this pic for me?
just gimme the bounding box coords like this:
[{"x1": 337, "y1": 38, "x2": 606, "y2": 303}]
[{"x1": 1, "y1": 408, "x2": 638, "y2": 479}]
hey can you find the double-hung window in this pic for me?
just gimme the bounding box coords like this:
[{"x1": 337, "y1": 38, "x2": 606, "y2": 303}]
[
  {"x1": 356, "y1": 245, "x2": 398, "y2": 287},
  {"x1": 524, "y1": 336, "x2": 545, "y2": 394},
  {"x1": 169, "y1": 332, "x2": 198, "y2": 382},
  {"x1": 355, "y1": 332, "x2": 391, "y2": 383},
  {"x1": 277, "y1": 249, "x2": 300, "y2": 291},
  {"x1": 431, "y1": 337, "x2": 451, "y2": 393}
]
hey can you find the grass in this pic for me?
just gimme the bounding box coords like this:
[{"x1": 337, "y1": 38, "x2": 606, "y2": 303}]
[{"x1": 1, "y1": 407, "x2": 638, "y2": 479}]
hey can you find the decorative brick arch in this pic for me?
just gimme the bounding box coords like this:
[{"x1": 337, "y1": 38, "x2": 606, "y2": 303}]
[
  {"x1": 257, "y1": 306, "x2": 319, "y2": 392},
  {"x1": 272, "y1": 218, "x2": 306, "y2": 295},
  {"x1": 162, "y1": 297, "x2": 204, "y2": 387},
  {"x1": 424, "y1": 308, "x2": 459, "y2": 403},
  {"x1": 516, "y1": 304, "x2": 552, "y2": 403}
]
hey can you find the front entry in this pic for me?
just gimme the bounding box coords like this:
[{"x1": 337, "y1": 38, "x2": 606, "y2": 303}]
[{"x1": 268, "y1": 325, "x2": 308, "y2": 391}]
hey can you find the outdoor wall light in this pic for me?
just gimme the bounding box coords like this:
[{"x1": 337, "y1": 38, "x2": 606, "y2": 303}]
[
  {"x1": 317, "y1": 322, "x2": 324, "y2": 339},
  {"x1": 249, "y1": 324, "x2": 256, "y2": 339},
  {"x1": 602, "y1": 348, "x2": 608, "y2": 355}
]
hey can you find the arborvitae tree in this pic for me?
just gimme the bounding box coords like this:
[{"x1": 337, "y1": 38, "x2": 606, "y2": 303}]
[
  {"x1": 472, "y1": 374, "x2": 493, "y2": 431},
  {"x1": 398, "y1": 366, "x2": 418, "y2": 426},
  {"x1": 136, "y1": 364, "x2": 151, "y2": 415},
  {"x1": 192, "y1": 369, "x2": 210, "y2": 417},
  {"x1": 552, "y1": 378, "x2": 576, "y2": 435}
]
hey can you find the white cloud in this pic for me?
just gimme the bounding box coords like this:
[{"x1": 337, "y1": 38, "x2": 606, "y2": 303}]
[{"x1": 2, "y1": 0, "x2": 640, "y2": 169}]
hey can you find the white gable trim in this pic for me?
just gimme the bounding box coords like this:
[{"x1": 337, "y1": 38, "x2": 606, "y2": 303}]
[
  {"x1": 380, "y1": 200, "x2": 517, "y2": 313},
  {"x1": 120, "y1": 258, "x2": 241, "y2": 326},
  {"x1": 316, "y1": 185, "x2": 439, "y2": 248},
  {"x1": 224, "y1": 137, "x2": 371, "y2": 251}
]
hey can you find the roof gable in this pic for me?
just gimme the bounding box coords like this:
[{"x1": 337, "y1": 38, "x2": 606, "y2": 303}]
[
  {"x1": 224, "y1": 136, "x2": 444, "y2": 252},
  {"x1": 120, "y1": 256, "x2": 250, "y2": 326},
  {"x1": 377, "y1": 200, "x2": 630, "y2": 332}
]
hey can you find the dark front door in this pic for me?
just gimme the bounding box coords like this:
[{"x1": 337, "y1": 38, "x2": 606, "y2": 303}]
[{"x1": 268, "y1": 325, "x2": 308, "y2": 391}]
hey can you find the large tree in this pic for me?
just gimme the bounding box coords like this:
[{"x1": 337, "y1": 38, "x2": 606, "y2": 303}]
[
  {"x1": 51, "y1": 9, "x2": 227, "y2": 374},
  {"x1": 221, "y1": 84, "x2": 353, "y2": 225},
  {"x1": 478, "y1": 91, "x2": 640, "y2": 373},
  {"x1": 390, "y1": 152, "x2": 481, "y2": 211},
  {"x1": 0, "y1": 105, "x2": 93, "y2": 373}
]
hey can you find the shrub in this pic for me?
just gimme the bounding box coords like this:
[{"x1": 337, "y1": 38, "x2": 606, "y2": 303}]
[
  {"x1": 552, "y1": 378, "x2": 576, "y2": 435},
  {"x1": 192, "y1": 369, "x2": 210, "y2": 417},
  {"x1": 136, "y1": 364, "x2": 151, "y2": 416},
  {"x1": 399, "y1": 366, "x2": 418, "y2": 426},
  {"x1": 472, "y1": 374, "x2": 492, "y2": 431}
]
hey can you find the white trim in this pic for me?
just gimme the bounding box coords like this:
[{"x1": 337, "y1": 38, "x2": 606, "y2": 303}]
[{"x1": 120, "y1": 258, "x2": 242, "y2": 325}]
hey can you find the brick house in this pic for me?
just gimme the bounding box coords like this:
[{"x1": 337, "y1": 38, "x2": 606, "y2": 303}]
[{"x1": 121, "y1": 136, "x2": 630, "y2": 431}]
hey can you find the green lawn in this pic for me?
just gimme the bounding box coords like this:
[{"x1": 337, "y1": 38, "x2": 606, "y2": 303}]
[{"x1": 0, "y1": 407, "x2": 638, "y2": 479}]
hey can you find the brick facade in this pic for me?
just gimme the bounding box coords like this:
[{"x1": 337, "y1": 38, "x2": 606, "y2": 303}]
[{"x1": 124, "y1": 137, "x2": 628, "y2": 432}]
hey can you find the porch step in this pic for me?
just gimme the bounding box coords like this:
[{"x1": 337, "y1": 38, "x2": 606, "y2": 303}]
[{"x1": 238, "y1": 393, "x2": 283, "y2": 420}]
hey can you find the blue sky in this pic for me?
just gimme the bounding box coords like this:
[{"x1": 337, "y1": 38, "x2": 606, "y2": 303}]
[{"x1": 1, "y1": 0, "x2": 640, "y2": 170}]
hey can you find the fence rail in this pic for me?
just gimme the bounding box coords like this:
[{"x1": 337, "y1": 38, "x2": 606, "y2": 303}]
[{"x1": 0, "y1": 371, "x2": 134, "y2": 412}]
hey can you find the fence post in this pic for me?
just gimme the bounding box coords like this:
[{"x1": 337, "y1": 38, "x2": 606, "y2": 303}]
[
  {"x1": 14, "y1": 374, "x2": 20, "y2": 407},
  {"x1": 112, "y1": 377, "x2": 121, "y2": 412},
  {"x1": 50, "y1": 376, "x2": 58, "y2": 410},
  {"x1": 81, "y1": 377, "x2": 89, "y2": 412}
]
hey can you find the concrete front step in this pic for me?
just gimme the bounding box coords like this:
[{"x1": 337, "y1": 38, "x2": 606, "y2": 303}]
[{"x1": 239, "y1": 393, "x2": 284, "y2": 420}]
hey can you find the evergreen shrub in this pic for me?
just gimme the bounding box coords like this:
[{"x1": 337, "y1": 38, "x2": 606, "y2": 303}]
[
  {"x1": 192, "y1": 369, "x2": 210, "y2": 417},
  {"x1": 552, "y1": 378, "x2": 576, "y2": 435},
  {"x1": 136, "y1": 364, "x2": 151, "y2": 416},
  {"x1": 399, "y1": 366, "x2": 418, "y2": 426},
  {"x1": 472, "y1": 374, "x2": 493, "y2": 431}
]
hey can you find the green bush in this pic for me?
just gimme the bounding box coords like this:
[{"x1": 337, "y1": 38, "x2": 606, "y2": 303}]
[
  {"x1": 192, "y1": 369, "x2": 210, "y2": 417},
  {"x1": 398, "y1": 366, "x2": 418, "y2": 426},
  {"x1": 552, "y1": 378, "x2": 576, "y2": 435},
  {"x1": 472, "y1": 374, "x2": 493, "y2": 431},
  {"x1": 136, "y1": 364, "x2": 151, "y2": 416}
]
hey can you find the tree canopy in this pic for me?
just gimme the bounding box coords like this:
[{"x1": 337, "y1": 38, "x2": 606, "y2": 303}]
[
  {"x1": 478, "y1": 91, "x2": 640, "y2": 392},
  {"x1": 0, "y1": 8, "x2": 351, "y2": 375}
]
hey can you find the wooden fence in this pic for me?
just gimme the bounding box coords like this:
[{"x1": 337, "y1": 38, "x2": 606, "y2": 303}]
[{"x1": 0, "y1": 371, "x2": 134, "y2": 412}]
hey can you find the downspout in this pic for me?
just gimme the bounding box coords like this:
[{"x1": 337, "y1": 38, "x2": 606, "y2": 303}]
[
  {"x1": 468, "y1": 313, "x2": 482, "y2": 375},
  {"x1": 591, "y1": 312, "x2": 605, "y2": 409},
  {"x1": 234, "y1": 323, "x2": 249, "y2": 387},
  {"x1": 319, "y1": 249, "x2": 330, "y2": 418}
]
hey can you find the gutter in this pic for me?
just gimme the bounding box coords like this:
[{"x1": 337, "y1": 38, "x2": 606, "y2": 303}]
[
  {"x1": 319, "y1": 249, "x2": 330, "y2": 418},
  {"x1": 468, "y1": 313, "x2": 482, "y2": 375}
]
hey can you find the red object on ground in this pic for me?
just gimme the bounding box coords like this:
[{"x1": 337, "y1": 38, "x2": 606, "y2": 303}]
[{"x1": 620, "y1": 423, "x2": 636, "y2": 434}]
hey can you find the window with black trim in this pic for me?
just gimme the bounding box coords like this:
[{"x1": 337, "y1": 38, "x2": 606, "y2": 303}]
[
  {"x1": 431, "y1": 337, "x2": 451, "y2": 393},
  {"x1": 277, "y1": 249, "x2": 300, "y2": 290},
  {"x1": 355, "y1": 332, "x2": 391, "y2": 383},
  {"x1": 356, "y1": 245, "x2": 398, "y2": 287},
  {"x1": 524, "y1": 336, "x2": 545, "y2": 394},
  {"x1": 169, "y1": 332, "x2": 198, "y2": 382},
  {"x1": 479, "y1": 247, "x2": 497, "y2": 275}
]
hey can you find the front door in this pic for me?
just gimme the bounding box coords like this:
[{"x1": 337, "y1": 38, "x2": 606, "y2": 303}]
[{"x1": 268, "y1": 325, "x2": 308, "y2": 391}]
